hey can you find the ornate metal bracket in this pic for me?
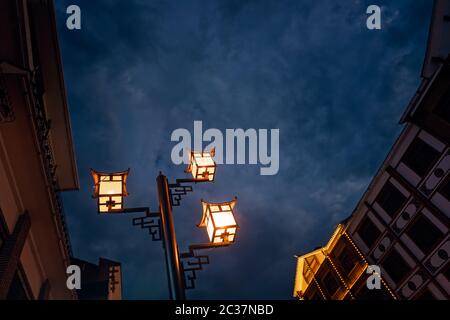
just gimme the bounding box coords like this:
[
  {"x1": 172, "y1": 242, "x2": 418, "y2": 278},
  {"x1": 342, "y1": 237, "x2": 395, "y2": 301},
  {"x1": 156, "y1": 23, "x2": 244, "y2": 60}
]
[
  {"x1": 168, "y1": 176, "x2": 211, "y2": 207},
  {"x1": 179, "y1": 243, "x2": 229, "y2": 290},
  {"x1": 132, "y1": 214, "x2": 162, "y2": 242},
  {"x1": 168, "y1": 181, "x2": 194, "y2": 207},
  {"x1": 180, "y1": 251, "x2": 210, "y2": 290}
]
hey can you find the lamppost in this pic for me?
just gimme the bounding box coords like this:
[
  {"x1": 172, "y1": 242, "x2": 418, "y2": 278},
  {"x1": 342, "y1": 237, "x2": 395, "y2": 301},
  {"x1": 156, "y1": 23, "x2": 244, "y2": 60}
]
[{"x1": 89, "y1": 148, "x2": 239, "y2": 300}]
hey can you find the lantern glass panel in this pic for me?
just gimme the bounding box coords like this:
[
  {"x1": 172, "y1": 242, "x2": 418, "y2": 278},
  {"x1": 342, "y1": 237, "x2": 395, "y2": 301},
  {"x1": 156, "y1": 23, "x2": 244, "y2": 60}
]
[
  {"x1": 214, "y1": 229, "x2": 235, "y2": 243},
  {"x1": 189, "y1": 151, "x2": 216, "y2": 181},
  {"x1": 227, "y1": 227, "x2": 237, "y2": 234},
  {"x1": 91, "y1": 169, "x2": 129, "y2": 214},
  {"x1": 191, "y1": 161, "x2": 198, "y2": 177},
  {"x1": 99, "y1": 178, "x2": 123, "y2": 195},
  {"x1": 210, "y1": 205, "x2": 220, "y2": 211},
  {"x1": 194, "y1": 152, "x2": 215, "y2": 166},
  {"x1": 99, "y1": 195, "x2": 122, "y2": 213},
  {"x1": 211, "y1": 210, "x2": 236, "y2": 228},
  {"x1": 205, "y1": 213, "x2": 215, "y2": 242},
  {"x1": 200, "y1": 198, "x2": 238, "y2": 244}
]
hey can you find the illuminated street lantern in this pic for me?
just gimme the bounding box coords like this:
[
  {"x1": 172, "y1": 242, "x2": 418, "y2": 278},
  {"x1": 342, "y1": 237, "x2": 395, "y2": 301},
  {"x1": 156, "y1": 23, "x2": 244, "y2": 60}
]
[
  {"x1": 90, "y1": 169, "x2": 129, "y2": 213},
  {"x1": 198, "y1": 197, "x2": 238, "y2": 244},
  {"x1": 186, "y1": 148, "x2": 216, "y2": 181}
]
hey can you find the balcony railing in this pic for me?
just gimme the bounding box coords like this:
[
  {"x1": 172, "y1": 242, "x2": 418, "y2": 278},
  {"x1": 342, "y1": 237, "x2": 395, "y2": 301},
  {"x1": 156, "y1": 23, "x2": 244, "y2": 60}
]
[{"x1": 29, "y1": 68, "x2": 73, "y2": 259}]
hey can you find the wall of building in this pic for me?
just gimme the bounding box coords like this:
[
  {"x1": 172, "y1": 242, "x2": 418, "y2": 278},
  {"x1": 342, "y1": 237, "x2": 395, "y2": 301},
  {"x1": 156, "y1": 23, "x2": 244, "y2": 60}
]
[
  {"x1": 0, "y1": 0, "x2": 78, "y2": 300},
  {"x1": 294, "y1": 0, "x2": 450, "y2": 300}
]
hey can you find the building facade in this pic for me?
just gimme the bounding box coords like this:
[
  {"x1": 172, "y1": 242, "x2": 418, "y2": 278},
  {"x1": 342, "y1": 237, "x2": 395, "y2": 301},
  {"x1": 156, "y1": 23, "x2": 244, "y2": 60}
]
[
  {"x1": 293, "y1": 0, "x2": 450, "y2": 300},
  {"x1": 71, "y1": 258, "x2": 122, "y2": 300},
  {"x1": 0, "y1": 0, "x2": 79, "y2": 299},
  {"x1": 0, "y1": 0, "x2": 122, "y2": 300}
]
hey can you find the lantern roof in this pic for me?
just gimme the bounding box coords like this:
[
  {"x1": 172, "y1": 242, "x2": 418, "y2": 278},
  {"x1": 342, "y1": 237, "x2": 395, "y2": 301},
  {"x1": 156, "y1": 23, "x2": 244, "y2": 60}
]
[
  {"x1": 198, "y1": 197, "x2": 237, "y2": 227},
  {"x1": 90, "y1": 168, "x2": 130, "y2": 198}
]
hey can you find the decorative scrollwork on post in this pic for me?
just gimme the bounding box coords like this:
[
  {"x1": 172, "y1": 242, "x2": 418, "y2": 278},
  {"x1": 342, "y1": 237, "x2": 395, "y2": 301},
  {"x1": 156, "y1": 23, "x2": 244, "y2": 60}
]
[
  {"x1": 132, "y1": 215, "x2": 162, "y2": 242},
  {"x1": 180, "y1": 252, "x2": 210, "y2": 290},
  {"x1": 168, "y1": 182, "x2": 193, "y2": 207}
]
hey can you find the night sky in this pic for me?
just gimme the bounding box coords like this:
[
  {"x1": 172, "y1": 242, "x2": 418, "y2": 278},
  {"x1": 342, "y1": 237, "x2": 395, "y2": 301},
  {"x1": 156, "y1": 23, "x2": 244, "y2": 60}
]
[{"x1": 56, "y1": 0, "x2": 433, "y2": 299}]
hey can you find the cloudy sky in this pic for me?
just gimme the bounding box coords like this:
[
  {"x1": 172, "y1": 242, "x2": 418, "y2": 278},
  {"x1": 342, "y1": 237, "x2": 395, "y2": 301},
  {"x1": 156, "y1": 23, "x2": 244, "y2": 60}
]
[{"x1": 56, "y1": 0, "x2": 433, "y2": 299}]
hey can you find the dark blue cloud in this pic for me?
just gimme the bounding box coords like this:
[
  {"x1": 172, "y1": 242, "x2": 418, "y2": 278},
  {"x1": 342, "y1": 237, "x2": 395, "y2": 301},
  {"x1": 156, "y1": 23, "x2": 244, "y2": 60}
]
[{"x1": 57, "y1": 0, "x2": 432, "y2": 299}]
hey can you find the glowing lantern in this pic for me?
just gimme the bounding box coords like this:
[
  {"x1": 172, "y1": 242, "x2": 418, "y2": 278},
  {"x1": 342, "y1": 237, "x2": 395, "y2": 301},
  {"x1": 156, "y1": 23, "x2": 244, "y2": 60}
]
[
  {"x1": 198, "y1": 198, "x2": 238, "y2": 244},
  {"x1": 90, "y1": 169, "x2": 129, "y2": 213},
  {"x1": 186, "y1": 148, "x2": 216, "y2": 181}
]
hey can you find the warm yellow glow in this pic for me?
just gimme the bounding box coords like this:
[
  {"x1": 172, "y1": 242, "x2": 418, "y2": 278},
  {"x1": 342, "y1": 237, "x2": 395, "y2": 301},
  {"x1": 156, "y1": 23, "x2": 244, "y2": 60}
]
[
  {"x1": 199, "y1": 198, "x2": 238, "y2": 244},
  {"x1": 205, "y1": 215, "x2": 215, "y2": 242},
  {"x1": 188, "y1": 149, "x2": 216, "y2": 181},
  {"x1": 211, "y1": 210, "x2": 236, "y2": 228},
  {"x1": 215, "y1": 228, "x2": 236, "y2": 243},
  {"x1": 98, "y1": 196, "x2": 122, "y2": 213},
  {"x1": 194, "y1": 152, "x2": 215, "y2": 166},
  {"x1": 90, "y1": 169, "x2": 129, "y2": 213},
  {"x1": 292, "y1": 224, "x2": 375, "y2": 300},
  {"x1": 99, "y1": 179, "x2": 122, "y2": 195}
]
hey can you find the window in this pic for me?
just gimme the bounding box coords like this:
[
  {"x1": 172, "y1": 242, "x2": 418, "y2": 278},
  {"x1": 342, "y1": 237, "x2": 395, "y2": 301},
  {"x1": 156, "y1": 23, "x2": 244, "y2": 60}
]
[
  {"x1": 382, "y1": 249, "x2": 411, "y2": 285},
  {"x1": 401, "y1": 138, "x2": 440, "y2": 177},
  {"x1": 358, "y1": 217, "x2": 382, "y2": 250},
  {"x1": 0, "y1": 212, "x2": 32, "y2": 300},
  {"x1": 435, "y1": 90, "x2": 450, "y2": 124},
  {"x1": 337, "y1": 244, "x2": 359, "y2": 276},
  {"x1": 304, "y1": 282, "x2": 323, "y2": 300},
  {"x1": 309, "y1": 292, "x2": 322, "y2": 300},
  {"x1": 305, "y1": 286, "x2": 323, "y2": 300},
  {"x1": 357, "y1": 284, "x2": 392, "y2": 300},
  {"x1": 438, "y1": 176, "x2": 450, "y2": 201},
  {"x1": 375, "y1": 181, "x2": 407, "y2": 217},
  {"x1": 413, "y1": 288, "x2": 437, "y2": 300},
  {"x1": 443, "y1": 263, "x2": 449, "y2": 282},
  {"x1": 322, "y1": 271, "x2": 340, "y2": 297},
  {"x1": 406, "y1": 213, "x2": 444, "y2": 255}
]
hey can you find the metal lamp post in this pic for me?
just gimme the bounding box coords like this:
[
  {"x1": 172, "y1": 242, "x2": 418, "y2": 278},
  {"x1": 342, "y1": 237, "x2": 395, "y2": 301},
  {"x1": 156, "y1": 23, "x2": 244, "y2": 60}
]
[{"x1": 89, "y1": 148, "x2": 239, "y2": 300}]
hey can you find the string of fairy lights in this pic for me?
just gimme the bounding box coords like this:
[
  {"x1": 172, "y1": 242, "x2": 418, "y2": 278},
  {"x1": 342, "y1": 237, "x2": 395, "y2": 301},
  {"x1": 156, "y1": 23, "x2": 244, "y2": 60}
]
[
  {"x1": 343, "y1": 231, "x2": 397, "y2": 300},
  {"x1": 297, "y1": 226, "x2": 398, "y2": 300}
]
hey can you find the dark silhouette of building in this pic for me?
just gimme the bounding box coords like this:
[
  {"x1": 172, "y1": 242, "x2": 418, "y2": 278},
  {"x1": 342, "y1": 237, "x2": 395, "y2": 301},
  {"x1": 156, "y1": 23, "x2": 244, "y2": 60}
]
[
  {"x1": 293, "y1": 0, "x2": 450, "y2": 300},
  {"x1": 71, "y1": 258, "x2": 122, "y2": 300}
]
